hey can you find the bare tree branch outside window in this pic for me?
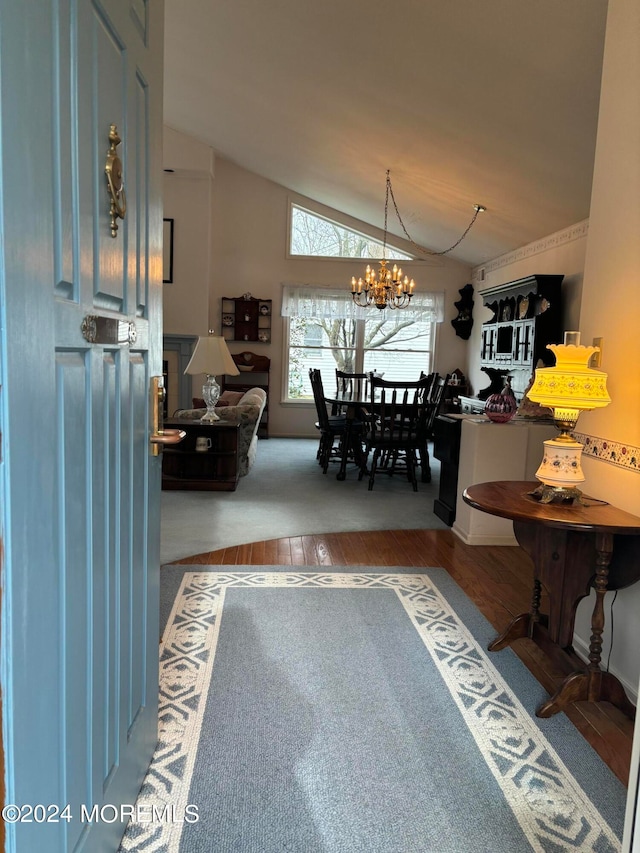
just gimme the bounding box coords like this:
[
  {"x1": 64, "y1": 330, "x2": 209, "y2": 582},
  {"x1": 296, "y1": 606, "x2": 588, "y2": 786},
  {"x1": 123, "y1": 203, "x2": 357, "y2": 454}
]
[{"x1": 287, "y1": 208, "x2": 432, "y2": 398}]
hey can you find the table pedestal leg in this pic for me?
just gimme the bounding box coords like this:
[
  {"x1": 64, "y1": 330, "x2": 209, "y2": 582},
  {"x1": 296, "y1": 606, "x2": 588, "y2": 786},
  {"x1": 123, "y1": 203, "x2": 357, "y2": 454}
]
[
  {"x1": 488, "y1": 530, "x2": 636, "y2": 720},
  {"x1": 537, "y1": 534, "x2": 634, "y2": 719},
  {"x1": 536, "y1": 669, "x2": 636, "y2": 718},
  {"x1": 488, "y1": 578, "x2": 543, "y2": 651},
  {"x1": 488, "y1": 613, "x2": 531, "y2": 651},
  {"x1": 335, "y1": 415, "x2": 353, "y2": 480},
  {"x1": 336, "y1": 436, "x2": 348, "y2": 481},
  {"x1": 336, "y1": 405, "x2": 360, "y2": 481},
  {"x1": 336, "y1": 421, "x2": 366, "y2": 480}
]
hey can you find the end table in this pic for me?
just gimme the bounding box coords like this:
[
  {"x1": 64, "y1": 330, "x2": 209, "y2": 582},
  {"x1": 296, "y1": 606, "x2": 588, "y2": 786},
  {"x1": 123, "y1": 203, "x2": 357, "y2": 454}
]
[
  {"x1": 161, "y1": 418, "x2": 240, "y2": 491},
  {"x1": 463, "y1": 480, "x2": 640, "y2": 719}
]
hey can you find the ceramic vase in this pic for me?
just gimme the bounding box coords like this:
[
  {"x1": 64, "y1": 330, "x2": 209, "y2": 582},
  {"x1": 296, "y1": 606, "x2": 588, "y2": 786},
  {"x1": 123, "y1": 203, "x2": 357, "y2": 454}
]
[{"x1": 484, "y1": 379, "x2": 517, "y2": 423}]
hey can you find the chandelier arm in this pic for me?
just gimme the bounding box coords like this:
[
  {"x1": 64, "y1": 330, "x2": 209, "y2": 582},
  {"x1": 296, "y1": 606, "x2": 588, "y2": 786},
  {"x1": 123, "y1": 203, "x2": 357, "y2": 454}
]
[{"x1": 386, "y1": 176, "x2": 485, "y2": 256}]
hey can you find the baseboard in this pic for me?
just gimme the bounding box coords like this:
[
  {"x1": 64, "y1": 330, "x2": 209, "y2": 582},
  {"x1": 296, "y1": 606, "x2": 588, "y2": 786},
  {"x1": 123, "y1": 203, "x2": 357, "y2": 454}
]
[
  {"x1": 451, "y1": 523, "x2": 518, "y2": 547},
  {"x1": 270, "y1": 433, "x2": 318, "y2": 439}
]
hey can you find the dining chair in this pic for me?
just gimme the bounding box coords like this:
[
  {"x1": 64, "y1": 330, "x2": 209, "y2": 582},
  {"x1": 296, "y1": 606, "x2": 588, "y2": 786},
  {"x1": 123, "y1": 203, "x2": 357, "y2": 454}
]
[
  {"x1": 309, "y1": 369, "x2": 364, "y2": 474},
  {"x1": 424, "y1": 373, "x2": 451, "y2": 434},
  {"x1": 419, "y1": 371, "x2": 437, "y2": 400},
  {"x1": 419, "y1": 373, "x2": 451, "y2": 482},
  {"x1": 332, "y1": 370, "x2": 370, "y2": 415},
  {"x1": 359, "y1": 376, "x2": 432, "y2": 491}
]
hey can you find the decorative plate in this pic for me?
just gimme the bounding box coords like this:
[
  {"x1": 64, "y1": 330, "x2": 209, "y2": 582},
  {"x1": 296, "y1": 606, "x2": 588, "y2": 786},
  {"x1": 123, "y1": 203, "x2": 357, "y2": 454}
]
[{"x1": 518, "y1": 297, "x2": 529, "y2": 319}]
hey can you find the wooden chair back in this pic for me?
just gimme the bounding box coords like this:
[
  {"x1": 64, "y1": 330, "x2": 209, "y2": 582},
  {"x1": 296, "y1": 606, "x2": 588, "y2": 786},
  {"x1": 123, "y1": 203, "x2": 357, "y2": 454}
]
[
  {"x1": 424, "y1": 373, "x2": 451, "y2": 435},
  {"x1": 419, "y1": 371, "x2": 437, "y2": 399},
  {"x1": 367, "y1": 376, "x2": 432, "y2": 445},
  {"x1": 309, "y1": 368, "x2": 331, "y2": 431},
  {"x1": 335, "y1": 370, "x2": 370, "y2": 400}
]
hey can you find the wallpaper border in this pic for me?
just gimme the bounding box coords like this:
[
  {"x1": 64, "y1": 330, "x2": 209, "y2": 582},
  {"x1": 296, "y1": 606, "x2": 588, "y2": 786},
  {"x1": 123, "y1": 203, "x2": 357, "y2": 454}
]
[
  {"x1": 574, "y1": 432, "x2": 640, "y2": 474},
  {"x1": 471, "y1": 220, "x2": 589, "y2": 283}
]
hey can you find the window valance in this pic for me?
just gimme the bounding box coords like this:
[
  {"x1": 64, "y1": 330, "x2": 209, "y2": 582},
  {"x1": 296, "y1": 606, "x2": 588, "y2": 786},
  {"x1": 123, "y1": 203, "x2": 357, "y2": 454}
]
[{"x1": 280, "y1": 284, "x2": 445, "y2": 323}]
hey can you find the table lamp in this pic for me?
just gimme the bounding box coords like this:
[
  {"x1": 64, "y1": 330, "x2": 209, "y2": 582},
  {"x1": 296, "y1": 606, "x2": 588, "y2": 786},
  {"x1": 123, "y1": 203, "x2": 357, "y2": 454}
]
[
  {"x1": 184, "y1": 334, "x2": 239, "y2": 422},
  {"x1": 526, "y1": 331, "x2": 610, "y2": 504}
]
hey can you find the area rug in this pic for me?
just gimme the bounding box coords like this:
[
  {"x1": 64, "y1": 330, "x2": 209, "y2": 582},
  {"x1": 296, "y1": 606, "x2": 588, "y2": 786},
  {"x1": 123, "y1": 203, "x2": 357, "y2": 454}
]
[
  {"x1": 120, "y1": 568, "x2": 626, "y2": 852},
  {"x1": 160, "y1": 438, "x2": 447, "y2": 563}
]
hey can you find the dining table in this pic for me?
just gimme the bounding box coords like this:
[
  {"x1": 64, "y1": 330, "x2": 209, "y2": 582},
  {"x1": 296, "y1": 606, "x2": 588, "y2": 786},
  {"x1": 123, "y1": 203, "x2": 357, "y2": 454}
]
[{"x1": 323, "y1": 389, "x2": 433, "y2": 483}]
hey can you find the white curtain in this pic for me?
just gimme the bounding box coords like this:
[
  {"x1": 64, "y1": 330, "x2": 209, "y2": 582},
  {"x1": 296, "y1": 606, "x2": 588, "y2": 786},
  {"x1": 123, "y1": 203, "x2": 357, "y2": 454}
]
[{"x1": 280, "y1": 284, "x2": 445, "y2": 322}]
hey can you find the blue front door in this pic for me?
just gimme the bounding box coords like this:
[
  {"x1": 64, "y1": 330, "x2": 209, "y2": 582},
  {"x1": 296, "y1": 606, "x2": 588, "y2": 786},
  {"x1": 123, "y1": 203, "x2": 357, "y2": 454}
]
[{"x1": 0, "y1": 1, "x2": 164, "y2": 850}]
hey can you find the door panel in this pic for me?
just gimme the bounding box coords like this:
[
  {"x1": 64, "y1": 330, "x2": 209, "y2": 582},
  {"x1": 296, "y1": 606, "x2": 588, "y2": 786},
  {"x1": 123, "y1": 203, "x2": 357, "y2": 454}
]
[{"x1": 0, "y1": 1, "x2": 164, "y2": 850}]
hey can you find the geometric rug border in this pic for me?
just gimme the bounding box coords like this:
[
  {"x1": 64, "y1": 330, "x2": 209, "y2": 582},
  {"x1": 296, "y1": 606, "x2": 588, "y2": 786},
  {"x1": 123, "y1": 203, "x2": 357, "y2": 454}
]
[{"x1": 120, "y1": 570, "x2": 622, "y2": 853}]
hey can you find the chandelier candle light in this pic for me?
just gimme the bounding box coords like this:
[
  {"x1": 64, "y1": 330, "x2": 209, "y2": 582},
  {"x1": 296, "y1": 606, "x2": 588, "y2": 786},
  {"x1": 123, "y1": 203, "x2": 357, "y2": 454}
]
[
  {"x1": 184, "y1": 334, "x2": 239, "y2": 422},
  {"x1": 527, "y1": 331, "x2": 611, "y2": 504},
  {"x1": 351, "y1": 258, "x2": 415, "y2": 310},
  {"x1": 350, "y1": 170, "x2": 485, "y2": 310}
]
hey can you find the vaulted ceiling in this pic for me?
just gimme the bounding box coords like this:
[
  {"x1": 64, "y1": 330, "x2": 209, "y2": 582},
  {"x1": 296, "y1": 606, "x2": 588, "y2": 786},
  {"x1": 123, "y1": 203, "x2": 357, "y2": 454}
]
[{"x1": 163, "y1": 0, "x2": 608, "y2": 266}]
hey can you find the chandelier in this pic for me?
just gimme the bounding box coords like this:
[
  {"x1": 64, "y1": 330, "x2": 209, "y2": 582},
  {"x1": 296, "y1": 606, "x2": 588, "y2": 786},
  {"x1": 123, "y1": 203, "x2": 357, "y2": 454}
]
[{"x1": 350, "y1": 170, "x2": 485, "y2": 310}]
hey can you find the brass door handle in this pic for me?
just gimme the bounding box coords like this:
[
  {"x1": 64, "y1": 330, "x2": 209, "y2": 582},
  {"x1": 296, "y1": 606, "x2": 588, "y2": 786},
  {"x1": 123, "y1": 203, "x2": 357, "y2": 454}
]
[
  {"x1": 150, "y1": 375, "x2": 186, "y2": 455},
  {"x1": 150, "y1": 429, "x2": 186, "y2": 446}
]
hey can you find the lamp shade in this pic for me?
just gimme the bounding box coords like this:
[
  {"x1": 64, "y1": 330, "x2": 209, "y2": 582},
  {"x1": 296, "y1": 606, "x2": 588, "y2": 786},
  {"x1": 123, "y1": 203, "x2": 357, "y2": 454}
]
[
  {"x1": 184, "y1": 336, "x2": 240, "y2": 376},
  {"x1": 528, "y1": 341, "x2": 610, "y2": 415}
]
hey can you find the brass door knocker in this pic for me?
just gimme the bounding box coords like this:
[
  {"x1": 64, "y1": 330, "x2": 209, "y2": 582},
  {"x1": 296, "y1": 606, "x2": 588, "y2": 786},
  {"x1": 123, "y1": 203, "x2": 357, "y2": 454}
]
[{"x1": 105, "y1": 124, "x2": 127, "y2": 237}]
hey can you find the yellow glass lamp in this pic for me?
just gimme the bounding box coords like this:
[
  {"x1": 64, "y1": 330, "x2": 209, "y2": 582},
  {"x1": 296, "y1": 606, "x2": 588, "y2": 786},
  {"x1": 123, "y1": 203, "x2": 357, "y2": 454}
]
[
  {"x1": 184, "y1": 334, "x2": 239, "y2": 422},
  {"x1": 527, "y1": 331, "x2": 611, "y2": 503}
]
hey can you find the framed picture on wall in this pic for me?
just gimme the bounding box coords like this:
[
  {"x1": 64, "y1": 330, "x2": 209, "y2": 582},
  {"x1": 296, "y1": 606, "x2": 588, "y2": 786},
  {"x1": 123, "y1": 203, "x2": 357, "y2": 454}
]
[{"x1": 163, "y1": 218, "x2": 174, "y2": 283}]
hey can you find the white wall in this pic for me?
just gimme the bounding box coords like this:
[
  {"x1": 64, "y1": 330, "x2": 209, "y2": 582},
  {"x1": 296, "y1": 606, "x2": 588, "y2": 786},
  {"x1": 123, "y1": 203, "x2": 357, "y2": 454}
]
[
  {"x1": 163, "y1": 173, "x2": 212, "y2": 336},
  {"x1": 466, "y1": 0, "x2": 640, "y2": 704},
  {"x1": 589, "y1": 3, "x2": 640, "y2": 844},
  {"x1": 162, "y1": 126, "x2": 214, "y2": 340},
  {"x1": 163, "y1": 138, "x2": 474, "y2": 436},
  {"x1": 568, "y1": 0, "x2": 640, "y2": 704},
  {"x1": 468, "y1": 222, "x2": 587, "y2": 397}
]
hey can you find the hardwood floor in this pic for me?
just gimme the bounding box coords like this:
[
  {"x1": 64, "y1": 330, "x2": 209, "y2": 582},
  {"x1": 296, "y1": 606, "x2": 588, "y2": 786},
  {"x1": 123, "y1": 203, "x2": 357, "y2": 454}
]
[{"x1": 172, "y1": 528, "x2": 635, "y2": 786}]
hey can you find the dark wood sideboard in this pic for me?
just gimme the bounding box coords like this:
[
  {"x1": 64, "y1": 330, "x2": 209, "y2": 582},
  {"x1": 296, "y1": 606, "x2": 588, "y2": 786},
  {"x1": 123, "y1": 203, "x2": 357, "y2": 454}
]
[{"x1": 432, "y1": 414, "x2": 463, "y2": 525}]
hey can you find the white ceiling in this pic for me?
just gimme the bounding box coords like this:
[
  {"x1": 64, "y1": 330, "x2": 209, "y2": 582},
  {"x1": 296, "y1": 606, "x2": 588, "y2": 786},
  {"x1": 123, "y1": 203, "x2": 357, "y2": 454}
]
[{"x1": 163, "y1": 0, "x2": 608, "y2": 267}]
